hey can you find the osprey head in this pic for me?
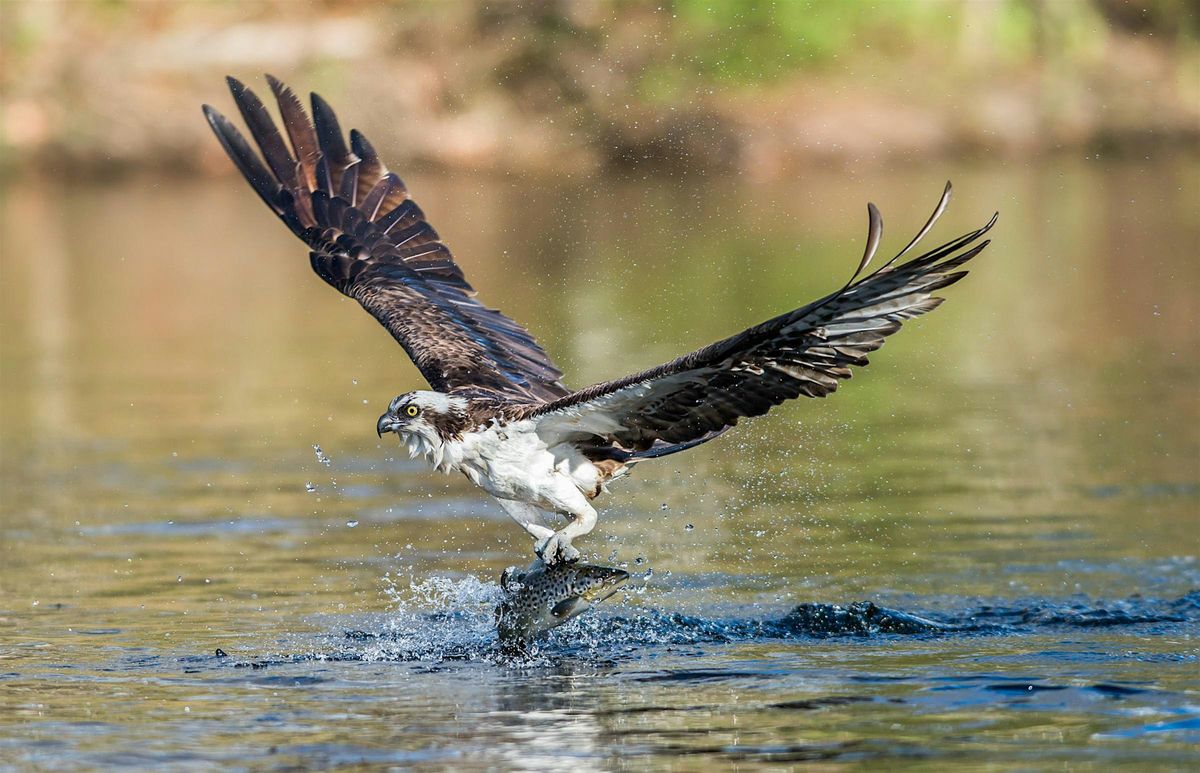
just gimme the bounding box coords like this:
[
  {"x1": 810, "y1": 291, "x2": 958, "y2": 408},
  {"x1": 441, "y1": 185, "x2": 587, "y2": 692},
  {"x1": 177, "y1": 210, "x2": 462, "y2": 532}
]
[{"x1": 376, "y1": 391, "x2": 470, "y2": 448}]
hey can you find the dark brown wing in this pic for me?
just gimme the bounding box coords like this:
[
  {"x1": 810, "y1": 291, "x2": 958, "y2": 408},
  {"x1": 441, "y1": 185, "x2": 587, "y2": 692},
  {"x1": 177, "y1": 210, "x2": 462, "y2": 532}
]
[
  {"x1": 202, "y1": 75, "x2": 569, "y2": 401},
  {"x1": 524, "y1": 184, "x2": 996, "y2": 450}
]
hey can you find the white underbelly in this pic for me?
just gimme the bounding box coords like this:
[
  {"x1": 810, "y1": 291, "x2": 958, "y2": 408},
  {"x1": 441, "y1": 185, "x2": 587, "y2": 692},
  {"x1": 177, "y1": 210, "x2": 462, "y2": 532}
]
[{"x1": 460, "y1": 429, "x2": 598, "y2": 507}]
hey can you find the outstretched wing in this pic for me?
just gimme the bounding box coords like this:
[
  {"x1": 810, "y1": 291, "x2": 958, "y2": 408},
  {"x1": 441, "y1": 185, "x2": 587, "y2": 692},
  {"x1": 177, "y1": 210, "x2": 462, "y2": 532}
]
[
  {"x1": 522, "y1": 184, "x2": 996, "y2": 450},
  {"x1": 203, "y1": 75, "x2": 569, "y2": 402}
]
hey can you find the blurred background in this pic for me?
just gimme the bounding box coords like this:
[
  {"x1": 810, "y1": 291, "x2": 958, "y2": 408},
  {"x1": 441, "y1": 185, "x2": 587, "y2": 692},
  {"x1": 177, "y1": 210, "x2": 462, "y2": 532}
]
[{"x1": 1, "y1": 0, "x2": 1197, "y2": 175}]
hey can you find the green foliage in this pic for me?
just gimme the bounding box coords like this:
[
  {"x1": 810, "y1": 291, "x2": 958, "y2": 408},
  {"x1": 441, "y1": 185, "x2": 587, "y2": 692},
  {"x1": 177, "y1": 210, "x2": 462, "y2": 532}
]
[
  {"x1": 666, "y1": 0, "x2": 946, "y2": 81},
  {"x1": 653, "y1": 0, "x2": 1187, "y2": 86}
]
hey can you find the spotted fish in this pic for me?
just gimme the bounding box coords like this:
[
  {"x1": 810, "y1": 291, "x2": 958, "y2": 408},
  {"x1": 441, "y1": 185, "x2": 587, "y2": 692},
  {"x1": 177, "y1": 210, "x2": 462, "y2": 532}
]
[{"x1": 495, "y1": 560, "x2": 630, "y2": 651}]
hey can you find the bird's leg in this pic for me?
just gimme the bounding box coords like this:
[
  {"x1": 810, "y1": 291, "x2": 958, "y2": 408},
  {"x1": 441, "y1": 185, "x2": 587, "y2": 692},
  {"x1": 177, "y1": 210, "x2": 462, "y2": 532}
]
[
  {"x1": 536, "y1": 499, "x2": 597, "y2": 566},
  {"x1": 496, "y1": 499, "x2": 554, "y2": 543}
]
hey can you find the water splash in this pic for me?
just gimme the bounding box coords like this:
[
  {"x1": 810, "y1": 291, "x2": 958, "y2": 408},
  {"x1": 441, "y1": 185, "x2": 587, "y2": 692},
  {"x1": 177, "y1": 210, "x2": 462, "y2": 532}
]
[
  {"x1": 354, "y1": 573, "x2": 508, "y2": 662},
  {"x1": 218, "y1": 583, "x2": 1200, "y2": 671}
]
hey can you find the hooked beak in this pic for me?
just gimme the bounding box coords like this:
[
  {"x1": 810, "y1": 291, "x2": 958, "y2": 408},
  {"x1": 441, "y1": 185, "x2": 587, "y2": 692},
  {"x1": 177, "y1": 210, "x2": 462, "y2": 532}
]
[{"x1": 376, "y1": 412, "x2": 400, "y2": 438}]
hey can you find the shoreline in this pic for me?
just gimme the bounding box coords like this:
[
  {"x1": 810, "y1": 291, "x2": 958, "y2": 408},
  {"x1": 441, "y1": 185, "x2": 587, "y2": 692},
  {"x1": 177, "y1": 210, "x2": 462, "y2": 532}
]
[{"x1": 2, "y1": 2, "x2": 1196, "y2": 179}]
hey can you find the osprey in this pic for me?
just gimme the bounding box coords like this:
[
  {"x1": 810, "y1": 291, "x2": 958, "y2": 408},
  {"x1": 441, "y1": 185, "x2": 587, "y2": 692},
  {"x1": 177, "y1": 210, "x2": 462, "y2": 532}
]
[{"x1": 204, "y1": 76, "x2": 996, "y2": 565}]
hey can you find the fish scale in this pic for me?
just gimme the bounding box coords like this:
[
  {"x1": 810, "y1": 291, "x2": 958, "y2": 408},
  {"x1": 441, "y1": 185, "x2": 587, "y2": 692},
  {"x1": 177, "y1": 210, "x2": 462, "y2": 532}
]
[{"x1": 494, "y1": 561, "x2": 630, "y2": 652}]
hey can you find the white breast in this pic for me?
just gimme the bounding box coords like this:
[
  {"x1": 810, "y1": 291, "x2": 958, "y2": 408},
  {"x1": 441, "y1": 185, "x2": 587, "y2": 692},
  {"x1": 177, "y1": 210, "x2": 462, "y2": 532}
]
[{"x1": 454, "y1": 421, "x2": 600, "y2": 508}]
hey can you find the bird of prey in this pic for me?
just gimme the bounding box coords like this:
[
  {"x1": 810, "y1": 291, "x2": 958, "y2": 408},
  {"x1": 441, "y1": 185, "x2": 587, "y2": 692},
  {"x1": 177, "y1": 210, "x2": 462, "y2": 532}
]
[{"x1": 203, "y1": 76, "x2": 996, "y2": 565}]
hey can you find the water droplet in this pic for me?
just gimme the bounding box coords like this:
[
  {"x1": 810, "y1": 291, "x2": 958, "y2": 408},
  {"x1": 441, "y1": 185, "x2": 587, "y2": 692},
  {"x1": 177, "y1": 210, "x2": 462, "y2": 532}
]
[
  {"x1": 660, "y1": 503, "x2": 669, "y2": 511},
  {"x1": 313, "y1": 445, "x2": 331, "y2": 466},
  {"x1": 346, "y1": 520, "x2": 359, "y2": 528},
  {"x1": 305, "y1": 482, "x2": 317, "y2": 493},
  {"x1": 684, "y1": 523, "x2": 694, "y2": 531}
]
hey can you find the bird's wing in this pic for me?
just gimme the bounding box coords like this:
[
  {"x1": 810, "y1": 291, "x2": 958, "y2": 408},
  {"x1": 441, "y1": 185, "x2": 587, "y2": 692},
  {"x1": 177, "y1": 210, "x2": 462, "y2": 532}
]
[
  {"x1": 202, "y1": 76, "x2": 569, "y2": 401},
  {"x1": 522, "y1": 184, "x2": 996, "y2": 449}
]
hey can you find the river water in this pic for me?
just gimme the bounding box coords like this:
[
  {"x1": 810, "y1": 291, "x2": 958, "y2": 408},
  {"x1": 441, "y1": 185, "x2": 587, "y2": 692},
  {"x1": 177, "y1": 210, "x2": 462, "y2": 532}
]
[{"x1": 2, "y1": 156, "x2": 1197, "y2": 769}]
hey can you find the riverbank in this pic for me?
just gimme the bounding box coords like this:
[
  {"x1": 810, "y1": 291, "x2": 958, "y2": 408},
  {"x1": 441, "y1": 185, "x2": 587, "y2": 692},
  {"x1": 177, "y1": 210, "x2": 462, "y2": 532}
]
[{"x1": 1, "y1": 1, "x2": 1196, "y2": 178}]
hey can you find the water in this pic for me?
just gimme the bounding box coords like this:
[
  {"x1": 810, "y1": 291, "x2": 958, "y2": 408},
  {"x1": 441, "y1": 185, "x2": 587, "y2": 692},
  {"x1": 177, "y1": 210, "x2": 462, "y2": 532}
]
[{"x1": 2, "y1": 156, "x2": 1198, "y2": 768}]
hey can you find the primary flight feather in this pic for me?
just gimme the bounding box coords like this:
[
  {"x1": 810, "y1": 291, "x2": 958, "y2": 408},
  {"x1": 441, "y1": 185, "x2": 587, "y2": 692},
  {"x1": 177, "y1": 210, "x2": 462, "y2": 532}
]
[{"x1": 204, "y1": 76, "x2": 997, "y2": 565}]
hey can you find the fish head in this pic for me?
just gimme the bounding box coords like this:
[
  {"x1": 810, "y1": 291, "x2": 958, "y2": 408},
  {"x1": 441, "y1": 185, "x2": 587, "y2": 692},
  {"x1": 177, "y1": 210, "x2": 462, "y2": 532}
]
[{"x1": 495, "y1": 561, "x2": 630, "y2": 650}]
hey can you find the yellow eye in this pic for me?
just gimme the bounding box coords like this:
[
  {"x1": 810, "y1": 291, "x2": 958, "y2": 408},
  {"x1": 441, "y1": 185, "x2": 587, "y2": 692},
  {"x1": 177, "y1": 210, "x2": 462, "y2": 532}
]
[{"x1": 405, "y1": 405, "x2": 419, "y2": 417}]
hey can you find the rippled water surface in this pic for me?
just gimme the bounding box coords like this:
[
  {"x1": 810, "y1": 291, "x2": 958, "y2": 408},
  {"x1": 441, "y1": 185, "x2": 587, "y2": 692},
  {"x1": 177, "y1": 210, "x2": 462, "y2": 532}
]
[{"x1": 2, "y1": 156, "x2": 1198, "y2": 769}]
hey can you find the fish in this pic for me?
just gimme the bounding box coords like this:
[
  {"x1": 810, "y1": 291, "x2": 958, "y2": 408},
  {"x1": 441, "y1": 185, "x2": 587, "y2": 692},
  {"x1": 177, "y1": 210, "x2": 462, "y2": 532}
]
[{"x1": 494, "y1": 560, "x2": 630, "y2": 651}]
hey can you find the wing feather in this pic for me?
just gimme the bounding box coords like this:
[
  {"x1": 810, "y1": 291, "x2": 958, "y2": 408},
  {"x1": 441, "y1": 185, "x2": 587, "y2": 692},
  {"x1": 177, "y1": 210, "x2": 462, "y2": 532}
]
[
  {"x1": 204, "y1": 76, "x2": 568, "y2": 401},
  {"x1": 310, "y1": 91, "x2": 355, "y2": 188},
  {"x1": 524, "y1": 187, "x2": 996, "y2": 450},
  {"x1": 202, "y1": 106, "x2": 281, "y2": 213},
  {"x1": 225, "y1": 77, "x2": 302, "y2": 195},
  {"x1": 266, "y1": 74, "x2": 319, "y2": 190}
]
